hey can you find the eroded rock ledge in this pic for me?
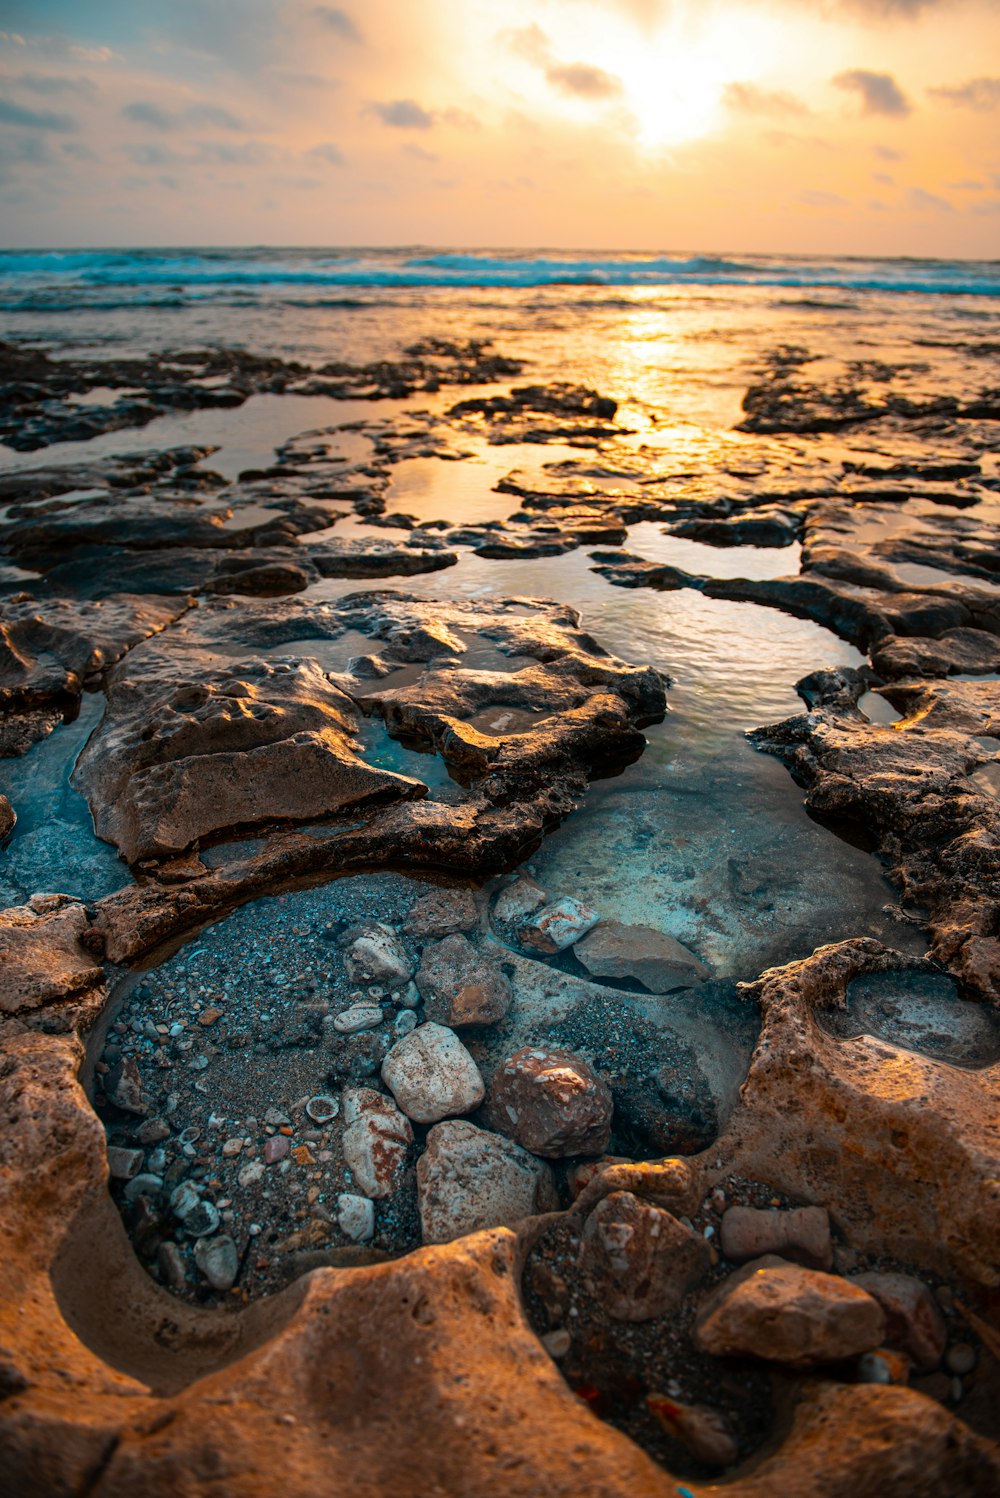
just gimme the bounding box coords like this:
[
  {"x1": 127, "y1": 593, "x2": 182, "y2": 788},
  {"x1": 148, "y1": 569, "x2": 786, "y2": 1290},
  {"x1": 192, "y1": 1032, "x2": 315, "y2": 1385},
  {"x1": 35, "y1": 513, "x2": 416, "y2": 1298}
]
[{"x1": 0, "y1": 916, "x2": 997, "y2": 1496}]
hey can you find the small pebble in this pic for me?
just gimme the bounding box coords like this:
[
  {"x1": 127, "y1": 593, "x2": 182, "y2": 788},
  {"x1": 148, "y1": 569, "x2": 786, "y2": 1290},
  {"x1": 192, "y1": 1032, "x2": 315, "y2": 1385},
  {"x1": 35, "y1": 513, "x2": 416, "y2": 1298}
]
[
  {"x1": 945, "y1": 1342, "x2": 976, "y2": 1376},
  {"x1": 542, "y1": 1329, "x2": 571, "y2": 1359},
  {"x1": 334, "y1": 1002, "x2": 384, "y2": 1034}
]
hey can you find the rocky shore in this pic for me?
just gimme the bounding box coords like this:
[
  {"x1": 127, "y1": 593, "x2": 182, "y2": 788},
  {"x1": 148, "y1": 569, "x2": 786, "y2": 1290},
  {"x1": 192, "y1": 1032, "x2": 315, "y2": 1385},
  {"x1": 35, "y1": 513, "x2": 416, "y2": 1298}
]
[{"x1": 1, "y1": 328, "x2": 998, "y2": 1496}]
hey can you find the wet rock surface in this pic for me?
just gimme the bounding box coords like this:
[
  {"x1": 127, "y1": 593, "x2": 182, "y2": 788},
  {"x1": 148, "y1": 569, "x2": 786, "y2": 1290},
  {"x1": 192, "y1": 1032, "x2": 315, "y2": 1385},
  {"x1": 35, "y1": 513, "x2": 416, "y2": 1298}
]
[{"x1": 1, "y1": 323, "x2": 1000, "y2": 1495}]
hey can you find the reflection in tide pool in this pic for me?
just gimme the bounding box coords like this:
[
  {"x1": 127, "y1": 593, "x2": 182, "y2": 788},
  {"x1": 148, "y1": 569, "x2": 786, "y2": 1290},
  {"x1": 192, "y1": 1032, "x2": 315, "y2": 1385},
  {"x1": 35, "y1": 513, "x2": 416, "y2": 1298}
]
[{"x1": 313, "y1": 543, "x2": 921, "y2": 980}]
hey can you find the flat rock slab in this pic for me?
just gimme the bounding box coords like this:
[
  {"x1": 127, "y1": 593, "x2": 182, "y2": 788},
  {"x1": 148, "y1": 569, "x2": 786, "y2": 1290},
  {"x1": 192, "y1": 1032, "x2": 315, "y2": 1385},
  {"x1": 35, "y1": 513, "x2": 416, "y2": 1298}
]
[
  {"x1": 69, "y1": 592, "x2": 665, "y2": 869},
  {"x1": 574, "y1": 921, "x2": 711, "y2": 992}
]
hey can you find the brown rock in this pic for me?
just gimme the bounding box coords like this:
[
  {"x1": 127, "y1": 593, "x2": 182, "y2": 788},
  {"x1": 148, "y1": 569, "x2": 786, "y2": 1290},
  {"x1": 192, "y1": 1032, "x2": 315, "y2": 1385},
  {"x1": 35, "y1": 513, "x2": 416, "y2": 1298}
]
[
  {"x1": 73, "y1": 644, "x2": 427, "y2": 864},
  {"x1": 482, "y1": 1047, "x2": 612, "y2": 1158},
  {"x1": 0, "y1": 901, "x2": 105, "y2": 1016},
  {"x1": 0, "y1": 793, "x2": 14, "y2": 839},
  {"x1": 720, "y1": 1205, "x2": 833, "y2": 1271},
  {"x1": 579, "y1": 1191, "x2": 712, "y2": 1322},
  {"x1": 403, "y1": 887, "x2": 479, "y2": 939},
  {"x1": 417, "y1": 1120, "x2": 557, "y2": 1244},
  {"x1": 574, "y1": 921, "x2": 711, "y2": 991},
  {"x1": 695, "y1": 1256, "x2": 886, "y2": 1367},
  {"x1": 851, "y1": 1272, "x2": 948, "y2": 1371},
  {"x1": 415, "y1": 933, "x2": 512, "y2": 1027}
]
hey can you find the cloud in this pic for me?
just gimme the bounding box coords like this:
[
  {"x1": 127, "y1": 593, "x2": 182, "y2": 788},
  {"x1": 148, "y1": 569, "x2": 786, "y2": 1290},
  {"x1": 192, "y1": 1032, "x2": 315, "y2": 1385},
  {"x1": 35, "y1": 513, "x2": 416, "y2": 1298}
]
[
  {"x1": 6, "y1": 70, "x2": 95, "y2": 97},
  {"x1": 402, "y1": 142, "x2": 438, "y2": 163},
  {"x1": 0, "y1": 96, "x2": 76, "y2": 129},
  {"x1": 61, "y1": 140, "x2": 97, "y2": 160},
  {"x1": 500, "y1": 25, "x2": 551, "y2": 67},
  {"x1": 122, "y1": 100, "x2": 173, "y2": 130},
  {"x1": 500, "y1": 24, "x2": 622, "y2": 105},
  {"x1": 122, "y1": 100, "x2": 246, "y2": 131},
  {"x1": 798, "y1": 188, "x2": 848, "y2": 206},
  {"x1": 314, "y1": 6, "x2": 362, "y2": 43},
  {"x1": 833, "y1": 69, "x2": 911, "y2": 116},
  {"x1": 872, "y1": 143, "x2": 903, "y2": 160},
  {"x1": 929, "y1": 77, "x2": 1000, "y2": 111},
  {"x1": 367, "y1": 98, "x2": 434, "y2": 129},
  {"x1": 909, "y1": 185, "x2": 952, "y2": 211},
  {"x1": 185, "y1": 103, "x2": 245, "y2": 130},
  {"x1": 308, "y1": 141, "x2": 345, "y2": 164},
  {"x1": 545, "y1": 62, "x2": 622, "y2": 100},
  {"x1": 723, "y1": 82, "x2": 809, "y2": 117},
  {"x1": 835, "y1": 1, "x2": 951, "y2": 15}
]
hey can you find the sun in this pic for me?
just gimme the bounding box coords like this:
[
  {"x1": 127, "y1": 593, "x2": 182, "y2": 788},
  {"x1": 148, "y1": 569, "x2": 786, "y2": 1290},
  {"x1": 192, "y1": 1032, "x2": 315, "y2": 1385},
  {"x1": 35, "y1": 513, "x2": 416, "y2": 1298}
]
[
  {"x1": 495, "y1": 2, "x2": 788, "y2": 151},
  {"x1": 605, "y1": 9, "x2": 786, "y2": 148}
]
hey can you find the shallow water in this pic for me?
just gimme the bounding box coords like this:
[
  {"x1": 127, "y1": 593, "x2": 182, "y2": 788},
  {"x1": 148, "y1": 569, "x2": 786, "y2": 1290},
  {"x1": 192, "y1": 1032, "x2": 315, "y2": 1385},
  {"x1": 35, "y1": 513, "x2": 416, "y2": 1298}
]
[{"x1": 0, "y1": 694, "x2": 127, "y2": 906}]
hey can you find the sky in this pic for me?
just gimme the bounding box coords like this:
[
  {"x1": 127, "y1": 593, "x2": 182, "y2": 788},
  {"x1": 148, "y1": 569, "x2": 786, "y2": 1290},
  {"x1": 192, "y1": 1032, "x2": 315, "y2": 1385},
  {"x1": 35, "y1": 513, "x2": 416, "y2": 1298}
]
[{"x1": 0, "y1": 0, "x2": 998, "y2": 254}]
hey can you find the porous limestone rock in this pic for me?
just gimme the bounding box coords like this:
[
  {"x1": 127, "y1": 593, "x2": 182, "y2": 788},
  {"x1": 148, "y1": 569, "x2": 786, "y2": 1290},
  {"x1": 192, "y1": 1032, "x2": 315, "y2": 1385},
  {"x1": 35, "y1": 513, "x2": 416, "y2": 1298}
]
[{"x1": 344, "y1": 924, "x2": 413, "y2": 986}]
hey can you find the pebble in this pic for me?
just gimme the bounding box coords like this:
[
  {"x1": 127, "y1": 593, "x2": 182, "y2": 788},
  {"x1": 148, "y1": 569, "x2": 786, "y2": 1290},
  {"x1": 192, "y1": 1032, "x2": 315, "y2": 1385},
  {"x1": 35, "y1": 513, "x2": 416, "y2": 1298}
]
[
  {"x1": 238, "y1": 1160, "x2": 266, "y2": 1187},
  {"x1": 181, "y1": 1200, "x2": 221, "y2": 1238},
  {"x1": 157, "y1": 1240, "x2": 187, "y2": 1291},
  {"x1": 541, "y1": 1328, "x2": 571, "y2": 1359},
  {"x1": 345, "y1": 925, "x2": 413, "y2": 986},
  {"x1": 695, "y1": 1256, "x2": 886, "y2": 1367},
  {"x1": 519, "y1": 895, "x2": 600, "y2": 954},
  {"x1": 194, "y1": 1234, "x2": 239, "y2": 1290},
  {"x1": 481, "y1": 1046, "x2": 613, "y2": 1159},
  {"x1": 394, "y1": 1010, "x2": 417, "y2": 1037},
  {"x1": 720, "y1": 1205, "x2": 832, "y2": 1272},
  {"x1": 945, "y1": 1341, "x2": 977, "y2": 1376},
  {"x1": 222, "y1": 1137, "x2": 244, "y2": 1157},
  {"x1": 493, "y1": 877, "x2": 547, "y2": 924},
  {"x1": 341, "y1": 1089, "x2": 413, "y2": 1198},
  {"x1": 333, "y1": 1002, "x2": 384, "y2": 1033},
  {"x1": 123, "y1": 1172, "x2": 163, "y2": 1203},
  {"x1": 337, "y1": 1192, "x2": 375, "y2": 1242},
  {"x1": 136, "y1": 1117, "x2": 170, "y2": 1145},
  {"x1": 106, "y1": 1146, "x2": 144, "y2": 1181},
  {"x1": 264, "y1": 1136, "x2": 290, "y2": 1164}
]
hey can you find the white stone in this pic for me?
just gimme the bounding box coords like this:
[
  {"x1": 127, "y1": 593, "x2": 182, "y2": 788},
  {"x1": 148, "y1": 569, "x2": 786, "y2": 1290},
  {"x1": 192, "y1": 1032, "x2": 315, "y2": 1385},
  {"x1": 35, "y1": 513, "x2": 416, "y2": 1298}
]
[
  {"x1": 493, "y1": 876, "x2": 547, "y2": 924},
  {"x1": 238, "y1": 1160, "x2": 265, "y2": 1187},
  {"x1": 417, "y1": 1120, "x2": 557, "y2": 1244},
  {"x1": 345, "y1": 924, "x2": 413, "y2": 985},
  {"x1": 333, "y1": 1002, "x2": 384, "y2": 1033},
  {"x1": 341, "y1": 1092, "x2": 413, "y2": 1198},
  {"x1": 520, "y1": 896, "x2": 600, "y2": 953},
  {"x1": 381, "y1": 1022, "x2": 485, "y2": 1124},
  {"x1": 337, "y1": 1192, "x2": 375, "y2": 1242},
  {"x1": 194, "y1": 1234, "x2": 239, "y2": 1290}
]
